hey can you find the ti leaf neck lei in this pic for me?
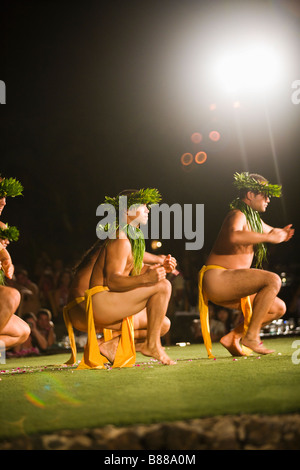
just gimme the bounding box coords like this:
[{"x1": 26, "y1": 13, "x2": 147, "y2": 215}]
[
  {"x1": 229, "y1": 198, "x2": 267, "y2": 268},
  {"x1": 124, "y1": 224, "x2": 145, "y2": 276}
]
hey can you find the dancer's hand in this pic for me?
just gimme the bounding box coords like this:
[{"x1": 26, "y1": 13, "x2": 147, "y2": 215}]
[
  {"x1": 143, "y1": 264, "x2": 166, "y2": 284},
  {"x1": 163, "y1": 254, "x2": 177, "y2": 273},
  {"x1": 268, "y1": 225, "x2": 294, "y2": 244}
]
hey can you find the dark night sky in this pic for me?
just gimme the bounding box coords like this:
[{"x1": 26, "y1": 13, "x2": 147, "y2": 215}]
[{"x1": 1, "y1": 0, "x2": 300, "y2": 276}]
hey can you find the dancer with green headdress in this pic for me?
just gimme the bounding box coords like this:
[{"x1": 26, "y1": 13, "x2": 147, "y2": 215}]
[
  {"x1": 0, "y1": 174, "x2": 30, "y2": 351},
  {"x1": 198, "y1": 172, "x2": 294, "y2": 357},
  {"x1": 66, "y1": 188, "x2": 177, "y2": 368}
]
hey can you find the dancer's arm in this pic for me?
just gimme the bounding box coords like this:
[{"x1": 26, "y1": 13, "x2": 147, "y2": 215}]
[
  {"x1": 0, "y1": 243, "x2": 14, "y2": 279},
  {"x1": 229, "y1": 211, "x2": 294, "y2": 246},
  {"x1": 105, "y1": 239, "x2": 166, "y2": 292}
]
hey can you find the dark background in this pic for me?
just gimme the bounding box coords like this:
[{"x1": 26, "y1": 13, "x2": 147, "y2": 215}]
[{"x1": 1, "y1": 0, "x2": 300, "y2": 279}]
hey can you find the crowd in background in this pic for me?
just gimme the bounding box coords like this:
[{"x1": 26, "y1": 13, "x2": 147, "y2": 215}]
[{"x1": 4, "y1": 248, "x2": 300, "y2": 357}]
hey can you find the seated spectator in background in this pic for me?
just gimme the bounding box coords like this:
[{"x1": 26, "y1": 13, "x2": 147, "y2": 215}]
[
  {"x1": 13, "y1": 268, "x2": 40, "y2": 316},
  {"x1": 53, "y1": 269, "x2": 72, "y2": 319},
  {"x1": 11, "y1": 309, "x2": 56, "y2": 356},
  {"x1": 36, "y1": 308, "x2": 56, "y2": 348},
  {"x1": 191, "y1": 304, "x2": 231, "y2": 343},
  {"x1": 210, "y1": 307, "x2": 231, "y2": 342},
  {"x1": 38, "y1": 268, "x2": 56, "y2": 310}
]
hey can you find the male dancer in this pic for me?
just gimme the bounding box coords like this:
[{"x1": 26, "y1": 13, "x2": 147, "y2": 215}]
[
  {"x1": 67, "y1": 189, "x2": 177, "y2": 367},
  {"x1": 199, "y1": 172, "x2": 294, "y2": 356},
  {"x1": 0, "y1": 175, "x2": 30, "y2": 350},
  {"x1": 65, "y1": 238, "x2": 174, "y2": 363}
]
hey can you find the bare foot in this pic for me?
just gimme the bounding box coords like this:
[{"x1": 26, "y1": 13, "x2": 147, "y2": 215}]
[
  {"x1": 99, "y1": 337, "x2": 119, "y2": 363},
  {"x1": 241, "y1": 337, "x2": 275, "y2": 355},
  {"x1": 220, "y1": 331, "x2": 246, "y2": 356},
  {"x1": 139, "y1": 342, "x2": 176, "y2": 365}
]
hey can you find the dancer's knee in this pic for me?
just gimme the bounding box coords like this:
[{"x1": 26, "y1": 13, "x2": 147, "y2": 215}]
[
  {"x1": 14, "y1": 316, "x2": 31, "y2": 344},
  {"x1": 5, "y1": 287, "x2": 21, "y2": 313},
  {"x1": 274, "y1": 298, "x2": 286, "y2": 319},
  {"x1": 157, "y1": 279, "x2": 172, "y2": 298},
  {"x1": 266, "y1": 272, "x2": 282, "y2": 293}
]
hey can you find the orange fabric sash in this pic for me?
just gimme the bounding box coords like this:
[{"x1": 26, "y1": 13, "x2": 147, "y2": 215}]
[
  {"x1": 63, "y1": 286, "x2": 136, "y2": 369},
  {"x1": 198, "y1": 265, "x2": 252, "y2": 358}
]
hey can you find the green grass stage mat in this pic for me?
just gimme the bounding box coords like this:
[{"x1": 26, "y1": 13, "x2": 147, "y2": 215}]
[{"x1": 0, "y1": 337, "x2": 300, "y2": 440}]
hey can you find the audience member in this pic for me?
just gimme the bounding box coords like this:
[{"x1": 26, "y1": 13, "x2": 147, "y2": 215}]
[
  {"x1": 36, "y1": 308, "x2": 56, "y2": 348},
  {"x1": 53, "y1": 269, "x2": 72, "y2": 319},
  {"x1": 13, "y1": 268, "x2": 41, "y2": 316}
]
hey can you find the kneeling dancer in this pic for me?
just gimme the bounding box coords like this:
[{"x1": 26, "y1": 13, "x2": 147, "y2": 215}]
[
  {"x1": 199, "y1": 172, "x2": 294, "y2": 357},
  {"x1": 65, "y1": 188, "x2": 176, "y2": 369}
]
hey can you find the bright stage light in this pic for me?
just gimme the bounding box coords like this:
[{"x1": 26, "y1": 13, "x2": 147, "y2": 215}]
[{"x1": 214, "y1": 42, "x2": 282, "y2": 93}]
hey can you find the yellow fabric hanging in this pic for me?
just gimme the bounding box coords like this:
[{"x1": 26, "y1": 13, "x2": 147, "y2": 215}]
[
  {"x1": 112, "y1": 315, "x2": 136, "y2": 368},
  {"x1": 78, "y1": 285, "x2": 136, "y2": 369},
  {"x1": 63, "y1": 286, "x2": 136, "y2": 370},
  {"x1": 76, "y1": 286, "x2": 110, "y2": 369},
  {"x1": 198, "y1": 265, "x2": 253, "y2": 358}
]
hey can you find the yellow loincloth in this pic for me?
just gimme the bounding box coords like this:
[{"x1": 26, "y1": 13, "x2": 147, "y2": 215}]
[
  {"x1": 198, "y1": 265, "x2": 252, "y2": 358},
  {"x1": 63, "y1": 286, "x2": 136, "y2": 369}
]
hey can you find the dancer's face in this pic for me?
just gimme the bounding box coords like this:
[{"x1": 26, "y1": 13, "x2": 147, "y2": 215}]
[
  {"x1": 127, "y1": 204, "x2": 149, "y2": 226},
  {"x1": 249, "y1": 192, "x2": 270, "y2": 213}
]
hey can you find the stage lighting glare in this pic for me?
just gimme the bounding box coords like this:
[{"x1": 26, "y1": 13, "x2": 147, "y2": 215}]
[
  {"x1": 209, "y1": 130, "x2": 220, "y2": 142},
  {"x1": 191, "y1": 132, "x2": 203, "y2": 143},
  {"x1": 151, "y1": 240, "x2": 162, "y2": 250},
  {"x1": 181, "y1": 153, "x2": 193, "y2": 166},
  {"x1": 195, "y1": 151, "x2": 207, "y2": 164},
  {"x1": 215, "y1": 43, "x2": 281, "y2": 93}
]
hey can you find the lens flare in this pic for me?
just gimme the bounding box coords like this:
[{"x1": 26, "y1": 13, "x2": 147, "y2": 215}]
[
  {"x1": 190, "y1": 132, "x2": 203, "y2": 144},
  {"x1": 209, "y1": 130, "x2": 220, "y2": 142},
  {"x1": 195, "y1": 151, "x2": 207, "y2": 164},
  {"x1": 25, "y1": 392, "x2": 46, "y2": 409},
  {"x1": 180, "y1": 153, "x2": 193, "y2": 166}
]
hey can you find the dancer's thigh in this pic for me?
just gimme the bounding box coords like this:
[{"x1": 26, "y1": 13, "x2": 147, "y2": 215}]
[
  {"x1": 203, "y1": 268, "x2": 277, "y2": 306},
  {"x1": 0, "y1": 314, "x2": 29, "y2": 338},
  {"x1": 92, "y1": 284, "x2": 161, "y2": 326}
]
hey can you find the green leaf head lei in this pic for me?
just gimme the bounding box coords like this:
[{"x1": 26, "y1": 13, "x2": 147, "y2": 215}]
[
  {"x1": 0, "y1": 224, "x2": 20, "y2": 242},
  {"x1": 229, "y1": 172, "x2": 282, "y2": 268},
  {"x1": 0, "y1": 175, "x2": 23, "y2": 198},
  {"x1": 97, "y1": 188, "x2": 162, "y2": 276}
]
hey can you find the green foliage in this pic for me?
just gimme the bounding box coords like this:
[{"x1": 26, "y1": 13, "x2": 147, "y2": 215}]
[
  {"x1": 233, "y1": 172, "x2": 282, "y2": 198},
  {"x1": 104, "y1": 188, "x2": 162, "y2": 211},
  {"x1": 0, "y1": 224, "x2": 20, "y2": 242},
  {"x1": 0, "y1": 176, "x2": 23, "y2": 198}
]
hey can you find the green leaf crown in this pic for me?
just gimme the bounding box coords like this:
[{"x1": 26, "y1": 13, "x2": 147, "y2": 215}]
[
  {"x1": 233, "y1": 172, "x2": 282, "y2": 198},
  {"x1": 0, "y1": 224, "x2": 20, "y2": 242},
  {"x1": 0, "y1": 176, "x2": 23, "y2": 198},
  {"x1": 103, "y1": 188, "x2": 162, "y2": 211}
]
